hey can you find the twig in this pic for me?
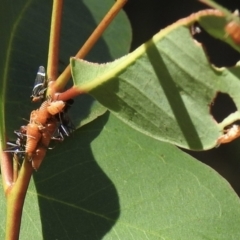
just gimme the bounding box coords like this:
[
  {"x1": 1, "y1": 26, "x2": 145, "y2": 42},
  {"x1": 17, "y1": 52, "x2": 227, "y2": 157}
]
[
  {"x1": 5, "y1": 159, "x2": 33, "y2": 240},
  {"x1": 53, "y1": 0, "x2": 128, "y2": 96},
  {"x1": 47, "y1": 0, "x2": 63, "y2": 82}
]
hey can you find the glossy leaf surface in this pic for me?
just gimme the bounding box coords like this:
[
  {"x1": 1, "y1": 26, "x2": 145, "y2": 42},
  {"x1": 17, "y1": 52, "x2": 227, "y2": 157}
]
[
  {"x1": 1, "y1": 114, "x2": 240, "y2": 239},
  {"x1": 72, "y1": 10, "x2": 240, "y2": 150}
]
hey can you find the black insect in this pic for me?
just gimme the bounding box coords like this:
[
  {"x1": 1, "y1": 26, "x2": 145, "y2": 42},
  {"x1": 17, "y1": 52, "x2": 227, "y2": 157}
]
[
  {"x1": 30, "y1": 66, "x2": 47, "y2": 102},
  {"x1": 4, "y1": 128, "x2": 27, "y2": 161},
  {"x1": 55, "y1": 99, "x2": 75, "y2": 140}
]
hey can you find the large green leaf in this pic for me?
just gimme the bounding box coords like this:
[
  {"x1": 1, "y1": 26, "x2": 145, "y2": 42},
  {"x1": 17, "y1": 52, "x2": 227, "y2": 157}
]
[
  {"x1": 0, "y1": 0, "x2": 131, "y2": 141},
  {"x1": 1, "y1": 1, "x2": 240, "y2": 239},
  {"x1": 71, "y1": 9, "x2": 240, "y2": 150},
  {"x1": 1, "y1": 113, "x2": 240, "y2": 239}
]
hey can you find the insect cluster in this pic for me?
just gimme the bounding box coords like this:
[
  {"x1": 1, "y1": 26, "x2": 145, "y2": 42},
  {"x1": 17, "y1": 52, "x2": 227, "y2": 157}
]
[{"x1": 5, "y1": 66, "x2": 74, "y2": 170}]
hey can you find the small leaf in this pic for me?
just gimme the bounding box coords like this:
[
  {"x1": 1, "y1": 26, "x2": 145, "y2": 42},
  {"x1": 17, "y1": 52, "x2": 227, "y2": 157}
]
[{"x1": 72, "y1": 9, "x2": 240, "y2": 150}]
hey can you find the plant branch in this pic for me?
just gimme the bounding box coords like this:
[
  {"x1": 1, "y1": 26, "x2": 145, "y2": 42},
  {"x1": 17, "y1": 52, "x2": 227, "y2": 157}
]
[
  {"x1": 0, "y1": 151, "x2": 13, "y2": 193},
  {"x1": 53, "y1": 0, "x2": 128, "y2": 97},
  {"x1": 13, "y1": 154, "x2": 19, "y2": 183},
  {"x1": 54, "y1": 85, "x2": 84, "y2": 101},
  {"x1": 47, "y1": 0, "x2": 63, "y2": 82},
  {"x1": 5, "y1": 159, "x2": 33, "y2": 240}
]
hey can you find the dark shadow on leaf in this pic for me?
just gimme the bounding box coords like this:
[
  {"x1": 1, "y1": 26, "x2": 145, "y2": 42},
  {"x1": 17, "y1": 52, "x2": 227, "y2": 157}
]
[
  {"x1": 145, "y1": 40, "x2": 203, "y2": 149},
  {"x1": 89, "y1": 80, "x2": 120, "y2": 111},
  {"x1": 33, "y1": 112, "x2": 120, "y2": 239}
]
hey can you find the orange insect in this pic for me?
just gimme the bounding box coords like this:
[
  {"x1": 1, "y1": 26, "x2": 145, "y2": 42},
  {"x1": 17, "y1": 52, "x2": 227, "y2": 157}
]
[
  {"x1": 31, "y1": 118, "x2": 58, "y2": 170},
  {"x1": 225, "y1": 9, "x2": 240, "y2": 45},
  {"x1": 25, "y1": 123, "x2": 41, "y2": 158},
  {"x1": 39, "y1": 100, "x2": 50, "y2": 111},
  {"x1": 30, "y1": 100, "x2": 52, "y2": 127},
  {"x1": 31, "y1": 101, "x2": 51, "y2": 125},
  {"x1": 30, "y1": 110, "x2": 42, "y2": 125},
  {"x1": 40, "y1": 118, "x2": 58, "y2": 147},
  {"x1": 32, "y1": 146, "x2": 47, "y2": 170},
  {"x1": 225, "y1": 21, "x2": 240, "y2": 44},
  {"x1": 47, "y1": 100, "x2": 65, "y2": 115},
  {"x1": 217, "y1": 124, "x2": 240, "y2": 145}
]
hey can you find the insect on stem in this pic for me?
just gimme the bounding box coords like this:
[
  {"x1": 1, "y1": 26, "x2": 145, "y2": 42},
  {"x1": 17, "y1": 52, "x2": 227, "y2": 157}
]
[{"x1": 31, "y1": 66, "x2": 47, "y2": 102}]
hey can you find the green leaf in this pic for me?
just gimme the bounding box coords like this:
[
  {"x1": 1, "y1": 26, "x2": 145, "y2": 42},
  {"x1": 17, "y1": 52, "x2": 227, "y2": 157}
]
[
  {"x1": 1, "y1": 113, "x2": 239, "y2": 239},
  {"x1": 71, "y1": 10, "x2": 240, "y2": 150},
  {"x1": 0, "y1": 0, "x2": 131, "y2": 141},
  {"x1": 199, "y1": 0, "x2": 235, "y2": 16}
]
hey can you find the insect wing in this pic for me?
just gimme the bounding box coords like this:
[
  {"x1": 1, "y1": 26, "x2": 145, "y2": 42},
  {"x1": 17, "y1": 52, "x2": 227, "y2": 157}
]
[
  {"x1": 54, "y1": 99, "x2": 75, "y2": 139},
  {"x1": 31, "y1": 66, "x2": 47, "y2": 101}
]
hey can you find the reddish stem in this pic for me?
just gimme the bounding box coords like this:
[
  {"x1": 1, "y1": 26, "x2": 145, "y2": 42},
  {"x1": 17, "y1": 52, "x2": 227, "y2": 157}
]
[
  {"x1": 0, "y1": 151, "x2": 13, "y2": 193},
  {"x1": 54, "y1": 86, "x2": 84, "y2": 101},
  {"x1": 5, "y1": 159, "x2": 33, "y2": 240},
  {"x1": 13, "y1": 154, "x2": 19, "y2": 183},
  {"x1": 54, "y1": 0, "x2": 128, "y2": 93},
  {"x1": 47, "y1": 0, "x2": 63, "y2": 82}
]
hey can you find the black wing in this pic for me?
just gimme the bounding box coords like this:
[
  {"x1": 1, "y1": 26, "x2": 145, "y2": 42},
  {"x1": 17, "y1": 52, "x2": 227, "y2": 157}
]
[{"x1": 30, "y1": 66, "x2": 47, "y2": 101}]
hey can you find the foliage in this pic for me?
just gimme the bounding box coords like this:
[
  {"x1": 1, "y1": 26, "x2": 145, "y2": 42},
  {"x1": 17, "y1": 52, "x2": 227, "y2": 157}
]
[{"x1": 0, "y1": 0, "x2": 240, "y2": 239}]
